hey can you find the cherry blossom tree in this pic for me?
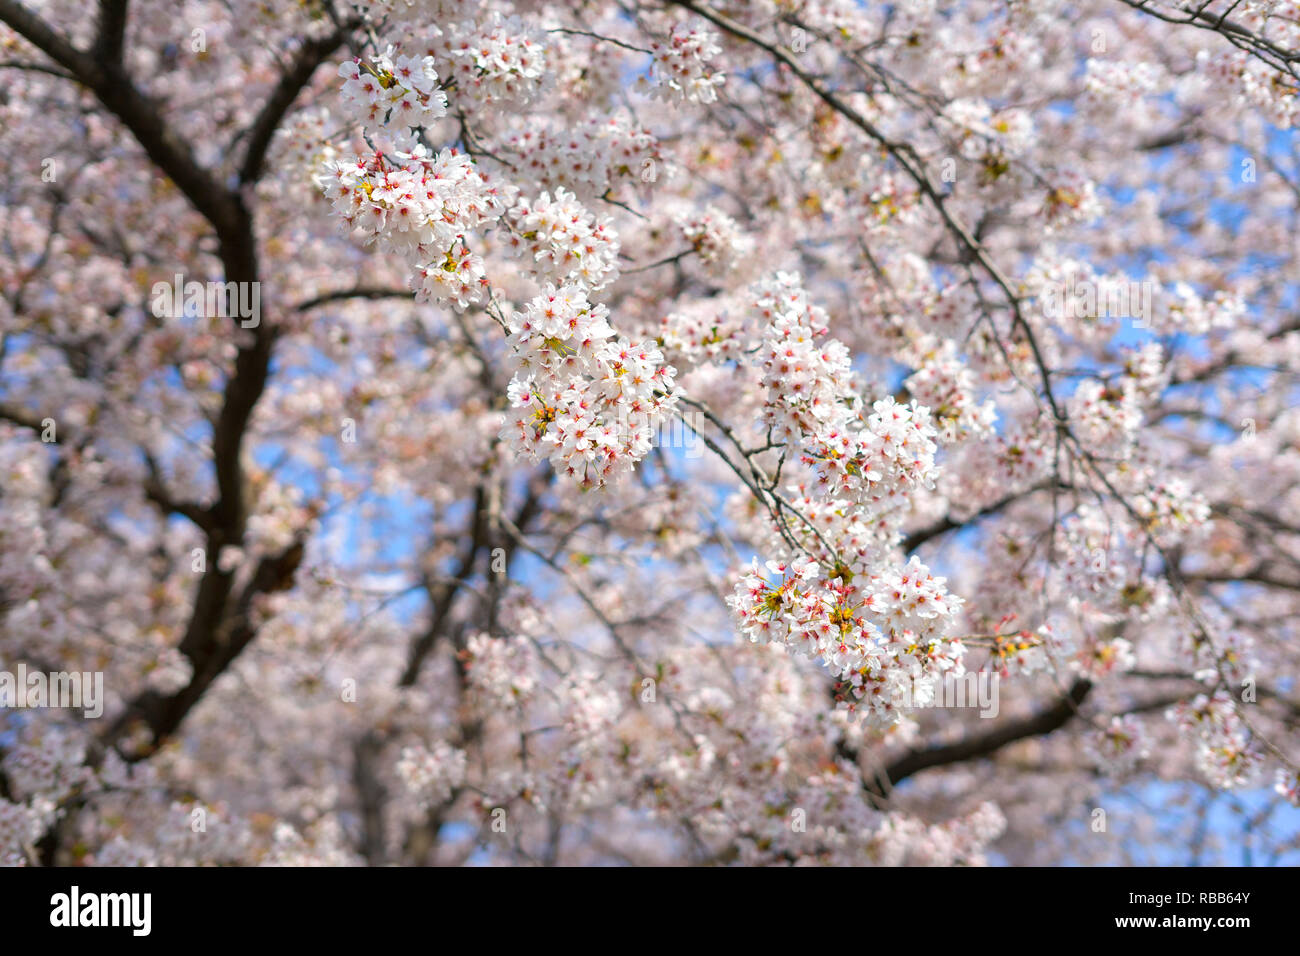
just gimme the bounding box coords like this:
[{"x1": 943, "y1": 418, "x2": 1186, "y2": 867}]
[{"x1": 1, "y1": 0, "x2": 1298, "y2": 866}]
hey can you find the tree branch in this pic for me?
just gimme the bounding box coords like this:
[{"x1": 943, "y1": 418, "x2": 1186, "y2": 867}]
[
  {"x1": 92, "y1": 0, "x2": 128, "y2": 64},
  {"x1": 238, "y1": 23, "x2": 358, "y2": 184},
  {"x1": 865, "y1": 679, "x2": 1093, "y2": 794}
]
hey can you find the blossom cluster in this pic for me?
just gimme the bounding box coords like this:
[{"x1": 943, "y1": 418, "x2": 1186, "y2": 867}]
[
  {"x1": 506, "y1": 188, "x2": 621, "y2": 290},
  {"x1": 1068, "y1": 378, "x2": 1144, "y2": 458},
  {"x1": 501, "y1": 285, "x2": 677, "y2": 489},
  {"x1": 754, "y1": 273, "x2": 939, "y2": 507},
  {"x1": 728, "y1": 554, "x2": 966, "y2": 726},
  {"x1": 646, "y1": 20, "x2": 727, "y2": 104},
  {"x1": 903, "y1": 342, "x2": 997, "y2": 444},
  {"x1": 1199, "y1": 48, "x2": 1297, "y2": 129},
  {"x1": 397, "y1": 741, "x2": 469, "y2": 808},
  {"x1": 321, "y1": 144, "x2": 513, "y2": 309},
  {"x1": 1168, "y1": 692, "x2": 1264, "y2": 790},
  {"x1": 338, "y1": 48, "x2": 447, "y2": 142},
  {"x1": 463, "y1": 631, "x2": 540, "y2": 710},
  {"x1": 431, "y1": 12, "x2": 549, "y2": 106},
  {"x1": 506, "y1": 116, "x2": 662, "y2": 199},
  {"x1": 676, "y1": 205, "x2": 752, "y2": 276},
  {"x1": 1086, "y1": 715, "x2": 1148, "y2": 774}
]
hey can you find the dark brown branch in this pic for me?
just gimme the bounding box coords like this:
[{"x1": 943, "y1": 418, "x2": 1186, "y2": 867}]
[
  {"x1": 901, "y1": 481, "x2": 1055, "y2": 553},
  {"x1": 398, "y1": 470, "x2": 549, "y2": 687},
  {"x1": 0, "y1": 402, "x2": 52, "y2": 437},
  {"x1": 105, "y1": 538, "x2": 307, "y2": 757},
  {"x1": 294, "y1": 287, "x2": 416, "y2": 312},
  {"x1": 353, "y1": 730, "x2": 388, "y2": 866},
  {"x1": 238, "y1": 23, "x2": 358, "y2": 184},
  {"x1": 142, "y1": 451, "x2": 214, "y2": 532},
  {"x1": 866, "y1": 679, "x2": 1093, "y2": 794},
  {"x1": 92, "y1": 0, "x2": 128, "y2": 64},
  {"x1": 0, "y1": 0, "x2": 244, "y2": 244},
  {"x1": 0, "y1": 2, "x2": 321, "y2": 771}
]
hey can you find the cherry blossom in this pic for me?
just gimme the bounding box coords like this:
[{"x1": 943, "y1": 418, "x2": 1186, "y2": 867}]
[{"x1": 0, "y1": 0, "x2": 1297, "y2": 869}]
